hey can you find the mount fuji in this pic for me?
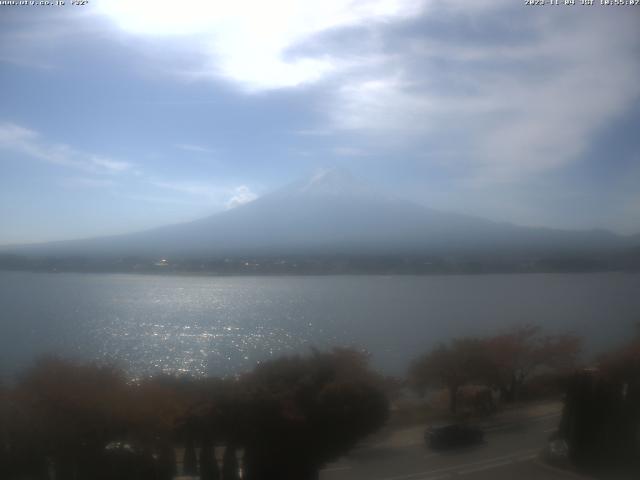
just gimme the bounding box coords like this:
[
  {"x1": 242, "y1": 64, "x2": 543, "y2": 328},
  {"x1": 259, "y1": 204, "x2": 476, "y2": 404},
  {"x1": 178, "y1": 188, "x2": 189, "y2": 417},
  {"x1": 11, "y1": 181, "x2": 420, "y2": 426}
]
[{"x1": 2, "y1": 169, "x2": 638, "y2": 264}]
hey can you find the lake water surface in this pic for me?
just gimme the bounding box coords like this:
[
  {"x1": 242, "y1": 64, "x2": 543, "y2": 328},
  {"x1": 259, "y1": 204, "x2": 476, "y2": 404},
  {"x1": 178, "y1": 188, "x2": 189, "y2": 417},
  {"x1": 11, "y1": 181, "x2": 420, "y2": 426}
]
[{"x1": 1, "y1": 271, "x2": 639, "y2": 378}]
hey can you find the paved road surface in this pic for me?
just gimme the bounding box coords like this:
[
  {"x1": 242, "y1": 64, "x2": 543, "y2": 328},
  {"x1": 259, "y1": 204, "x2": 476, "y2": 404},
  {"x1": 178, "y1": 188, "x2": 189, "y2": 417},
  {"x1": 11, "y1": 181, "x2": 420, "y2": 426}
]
[{"x1": 319, "y1": 411, "x2": 581, "y2": 480}]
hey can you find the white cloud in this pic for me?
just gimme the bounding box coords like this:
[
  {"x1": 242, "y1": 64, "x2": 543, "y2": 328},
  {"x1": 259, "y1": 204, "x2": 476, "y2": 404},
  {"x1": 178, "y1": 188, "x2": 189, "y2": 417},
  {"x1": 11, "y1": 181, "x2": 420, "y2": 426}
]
[
  {"x1": 472, "y1": 16, "x2": 640, "y2": 181},
  {"x1": 90, "y1": 156, "x2": 134, "y2": 173},
  {"x1": 331, "y1": 76, "x2": 437, "y2": 133},
  {"x1": 0, "y1": 123, "x2": 38, "y2": 145},
  {"x1": 328, "y1": 8, "x2": 640, "y2": 182},
  {"x1": 175, "y1": 143, "x2": 216, "y2": 154},
  {"x1": 0, "y1": 121, "x2": 255, "y2": 212},
  {"x1": 0, "y1": 122, "x2": 134, "y2": 174},
  {"x1": 149, "y1": 180, "x2": 224, "y2": 199},
  {"x1": 8, "y1": 1, "x2": 639, "y2": 191},
  {"x1": 225, "y1": 185, "x2": 258, "y2": 209},
  {"x1": 92, "y1": 0, "x2": 425, "y2": 91},
  {"x1": 59, "y1": 177, "x2": 116, "y2": 189},
  {"x1": 293, "y1": 128, "x2": 333, "y2": 136},
  {"x1": 119, "y1": 193, "x2": 208, "y2": 207},
  {"x1": 332, "y1": 146, "x2": 368, "y2": 157},
  {"x1": 149, "y1": 179, "x2": 258, "y2": 210}
]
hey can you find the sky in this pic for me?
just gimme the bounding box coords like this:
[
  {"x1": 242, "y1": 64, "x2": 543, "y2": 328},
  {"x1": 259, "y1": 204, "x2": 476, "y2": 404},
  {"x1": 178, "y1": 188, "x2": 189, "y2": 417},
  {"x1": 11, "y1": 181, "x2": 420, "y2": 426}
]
[{"x1": 0, "y1": 0, "x2": 639, "y2": 245}]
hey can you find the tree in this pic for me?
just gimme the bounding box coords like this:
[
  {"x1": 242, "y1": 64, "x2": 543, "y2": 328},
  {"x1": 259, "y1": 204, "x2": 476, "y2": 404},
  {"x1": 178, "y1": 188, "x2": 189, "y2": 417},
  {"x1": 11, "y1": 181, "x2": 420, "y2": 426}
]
[
  {"x1": 408, "y1": 338, "x2": 488, "y2": 414},
  {"x1": 198, "y1": 440, "x2": 219, "y2": 480},
  {"x1": 598, "y1": 322, "x2": 640, "y2": 382},
  {"x1": 183, "y1": 437, "x2": 198, "y2": 476},
  {"x1": 239, "y1": 348, "x2": 389, "y2": 480},
  {"x1": 14, "y1": 357, "x2": 134, "y2": 479},
  {"x1": 222, "y1": 445, "x2": 240, "y2": 480},
  {"x1": 0, "y1": 381, "x2": 12, "y2": 479},
  {"x1": 483, "y1": 325, "x2": 581, "y2": 402},
  {"x1": 3, "y1": 350, "x2": 388, "y2": 480},
  {"x1": 130, "y1": 374, "x2": 207, "y2": 464},
  {"x1": 560, "y1": 329, "x2": 640, "y2": 473}
]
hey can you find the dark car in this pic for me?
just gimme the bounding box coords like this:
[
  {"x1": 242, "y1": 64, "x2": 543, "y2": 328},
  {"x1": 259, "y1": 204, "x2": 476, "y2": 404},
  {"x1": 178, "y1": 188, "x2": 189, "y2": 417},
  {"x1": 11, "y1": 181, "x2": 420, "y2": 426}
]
[{"x1": 425, "y1": 423, "x2": 484, "y2": 450}]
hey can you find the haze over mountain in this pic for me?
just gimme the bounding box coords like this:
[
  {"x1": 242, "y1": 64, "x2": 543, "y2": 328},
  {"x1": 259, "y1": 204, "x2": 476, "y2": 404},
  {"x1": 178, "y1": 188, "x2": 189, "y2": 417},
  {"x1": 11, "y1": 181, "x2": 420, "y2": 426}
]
[{"x1": 3, "y1": 169, "x2": 638, "y2": 261}]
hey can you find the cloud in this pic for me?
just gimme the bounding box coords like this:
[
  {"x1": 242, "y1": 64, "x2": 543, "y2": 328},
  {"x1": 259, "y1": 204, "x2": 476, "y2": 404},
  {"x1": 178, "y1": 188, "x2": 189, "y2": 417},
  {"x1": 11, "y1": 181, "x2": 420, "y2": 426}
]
[
  {"x1": 0, "y1": 55, "x2": 55, "y2": 71},
  {"x1": 0, "y1": 123, "x2": 38, "y2": 144},
  {"x1": 91, "y1": 1, "x2": 640, "y2": 183},
  {"x1": 149, "y1": 180, "x2": 224, "y2": 199},
  {"x1": 175, "y1": 143, "x2": 216, "y2": 154},
  {"x1": 0, "y1": 7, "x2": 102, "y2": 70},
  {"x1": 119, "y1": 193, "x2": 208, "y2": 206},
  {"x1": 4, "y1": 1, "x2": 639, "y2": 235},
  {"x1": 0, "y1": 122, "x2": 134, "y2": 174},
  {"x1": 92, "y1": 0, "x2": 425, "y2": 91},
  {"x1": 59, "y1": 177, "x2": 116, "y2": 189},
  {"x1": 332, "y1": 146, "x2": 368, "y2": 157},
  {"x1": 293, "y1": 128, "x2": 333, "y2": 137},
  {"x1": 149, "y1": 179, "x2": 258, "y2": 210},
  {"x1": 0, "y1": 122, "x2": 255, "y2": 212},
  {"x1": 225, "y1": 185, "x2": 258, "y2": 209},
  {"x1": 324, "y1": 6, "x2": 640, "y2": 181},
  {"x1": 90, "y1": 156, "x2": 134, "y2": 173}
]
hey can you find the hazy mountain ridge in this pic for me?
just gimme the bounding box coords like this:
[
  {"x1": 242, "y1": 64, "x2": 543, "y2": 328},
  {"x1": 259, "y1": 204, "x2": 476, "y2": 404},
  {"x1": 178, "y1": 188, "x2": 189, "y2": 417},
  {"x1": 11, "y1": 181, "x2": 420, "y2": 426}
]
[{"x1": 2, "y1": 170, "x2": 638, "y2": 263}]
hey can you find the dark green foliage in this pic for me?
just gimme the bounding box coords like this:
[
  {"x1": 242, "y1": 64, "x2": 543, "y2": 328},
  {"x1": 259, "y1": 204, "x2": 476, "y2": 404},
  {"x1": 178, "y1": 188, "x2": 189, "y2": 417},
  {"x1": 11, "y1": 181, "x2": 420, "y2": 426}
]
[
  {"x1": 408, "y1": 326, "x2": 582, "y2": 412},
  {"x1": 240, "y1": 349, "x2": 389, "y2": 480},
  {"x1": 199, "y1": 441, "x2": 219, "y2": 480},
  {"x1": 183, "y1": 437, "x2": 198, "y2": 475},
  {"x1": 560, "y1": 334, "x2": 640, "y2": 475},
  {"x1": 12, "y1": 357, "x2": 135, "y2": 479},
  {"x1": 483, "y1": 326, "x2": 581, "y2": 403},
  {"x1": 2, "y1": 349, "x2": 388, "y2": 480},
  {"x1": 97, "y1": 442, "x2": 156, "y2": 480},
  {"x1": 408, "y1": 338, "x2": 489, "y2": 413},
  {"x1": 222, "y1": 445, "x2": 240, "y2": 480},
  {"x1": 157, "y1": 442, "x2": 177, "y2": 480}
]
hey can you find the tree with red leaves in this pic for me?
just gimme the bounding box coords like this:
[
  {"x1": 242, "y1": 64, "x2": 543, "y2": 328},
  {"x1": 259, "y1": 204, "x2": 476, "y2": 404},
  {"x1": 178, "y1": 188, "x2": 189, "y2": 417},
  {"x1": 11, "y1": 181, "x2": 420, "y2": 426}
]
[
  {"x1": 483, "y1": 325, "x2": 581, "y2": 402},
  {"x1": 239, "y1": 348, "x2": 389, "y2": 480},
  {"x1": 15, "y1": 357, "x2": 136, "y2": 479},
  {"x1": 408, "y1": 338, "x2": 489, "y2": 414}
]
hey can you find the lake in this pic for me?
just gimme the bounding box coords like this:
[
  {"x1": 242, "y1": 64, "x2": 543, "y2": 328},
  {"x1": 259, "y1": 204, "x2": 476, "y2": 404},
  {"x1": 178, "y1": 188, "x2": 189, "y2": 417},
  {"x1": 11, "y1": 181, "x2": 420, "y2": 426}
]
[{"x1": 0, "y1": 271, "x2": 638, "y2": 379}]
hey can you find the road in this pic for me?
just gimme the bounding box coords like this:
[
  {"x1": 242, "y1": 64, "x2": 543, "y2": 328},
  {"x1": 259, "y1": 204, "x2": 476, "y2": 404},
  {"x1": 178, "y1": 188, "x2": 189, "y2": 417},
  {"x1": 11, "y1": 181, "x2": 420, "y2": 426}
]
[{"x1": 319, "y1": 410, "x2": 582, "y2": 480}]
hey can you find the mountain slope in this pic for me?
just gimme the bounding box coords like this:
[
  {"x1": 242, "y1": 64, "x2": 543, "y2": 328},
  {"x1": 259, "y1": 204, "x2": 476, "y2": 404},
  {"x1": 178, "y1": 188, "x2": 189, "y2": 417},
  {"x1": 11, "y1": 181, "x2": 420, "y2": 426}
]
[{"x1": 3, "y1": 169, "x2": 636, "y2": 259}]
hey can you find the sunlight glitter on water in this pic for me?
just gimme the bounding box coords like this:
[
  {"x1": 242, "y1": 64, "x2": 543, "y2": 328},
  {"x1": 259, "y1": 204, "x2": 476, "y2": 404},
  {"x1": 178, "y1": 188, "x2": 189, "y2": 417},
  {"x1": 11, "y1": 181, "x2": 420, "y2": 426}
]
[{"x1": 2, "y1": 272, "x2": 638, "y2": 378}]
